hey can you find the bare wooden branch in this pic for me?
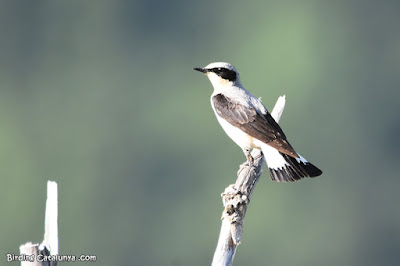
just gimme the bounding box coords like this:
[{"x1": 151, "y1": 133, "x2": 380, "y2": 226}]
[
  {"x1": 19, "y1": 181, "x2": 58, "y2": 266},
  {"x1": 42, "y1": 181, "x2": 59, "y2": 255},
  {"x1": 212, "y1": 96, "x2": 286, "y2": 266},
  {"x1": 19, "y1": 243, "x2": 40, "y2": 266}
]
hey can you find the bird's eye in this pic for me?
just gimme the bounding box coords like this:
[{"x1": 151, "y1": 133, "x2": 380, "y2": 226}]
[
  {"x1": 214, "y1": 67, "x2": 237, "y2": 82},
  {"x1": 212, "y1": 68, "x2": 222, "y2": 73}
]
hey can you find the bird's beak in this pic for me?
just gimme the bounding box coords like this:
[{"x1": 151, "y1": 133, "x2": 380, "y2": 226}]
[{"x1": 193, "y1": 67, "x2": 207, "y2": 73}]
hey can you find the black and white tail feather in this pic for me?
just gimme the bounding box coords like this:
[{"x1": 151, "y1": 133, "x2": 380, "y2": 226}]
[{"x1": 262, "y1": 144, "x2": 322, "y2": 182}]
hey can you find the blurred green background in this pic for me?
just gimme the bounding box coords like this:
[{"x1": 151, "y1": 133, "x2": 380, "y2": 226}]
[{"x1": 1, "y1": 1, "x2": 399, "y2": 265}]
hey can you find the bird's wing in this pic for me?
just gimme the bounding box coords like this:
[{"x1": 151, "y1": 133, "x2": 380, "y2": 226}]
[{"x1": 212, "y1": 93, "x2": 298, "y2": 158}]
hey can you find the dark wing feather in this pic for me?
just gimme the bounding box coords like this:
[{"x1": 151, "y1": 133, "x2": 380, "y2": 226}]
[{"x1": 212, "y1": 93, "x2": 298, "y2": 158}]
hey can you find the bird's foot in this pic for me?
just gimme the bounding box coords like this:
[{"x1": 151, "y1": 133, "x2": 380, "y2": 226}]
[{"x1": 244, "y1": 149, "x2": 254, "y2": 166}]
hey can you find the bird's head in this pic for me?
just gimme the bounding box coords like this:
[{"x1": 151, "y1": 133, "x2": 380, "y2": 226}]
[{"x1": 193, "y1": 62, "x2": 241, "y2": 90}]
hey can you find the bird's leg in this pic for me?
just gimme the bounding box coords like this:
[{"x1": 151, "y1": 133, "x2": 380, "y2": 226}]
[{"x1": 244, "y1": 149, "x2": 254, "y2": 165}]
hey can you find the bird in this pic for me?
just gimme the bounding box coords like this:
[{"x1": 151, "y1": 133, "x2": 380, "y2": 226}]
[{"x1": 193, "y1": 62, "x2": 322, "y2": 182}]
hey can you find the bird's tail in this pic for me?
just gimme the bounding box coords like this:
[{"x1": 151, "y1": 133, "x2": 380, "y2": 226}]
[{"x1": 261, "y1": 144, "x2": 322, "y2": 182}]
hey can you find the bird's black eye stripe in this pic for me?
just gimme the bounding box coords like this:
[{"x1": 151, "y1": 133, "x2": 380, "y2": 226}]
[{"x1": 209, "y1": 67, "x2": 237, "y2": 82}]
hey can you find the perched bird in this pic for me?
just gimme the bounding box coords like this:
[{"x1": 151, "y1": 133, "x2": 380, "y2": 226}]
[{"x1": 194, "y1": 62, "x2": 322, "y2": 182}]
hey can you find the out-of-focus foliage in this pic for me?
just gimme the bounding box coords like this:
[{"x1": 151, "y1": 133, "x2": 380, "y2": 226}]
[{"x1": 1, "y1": 1, "x2": 399, "y2": 265}]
